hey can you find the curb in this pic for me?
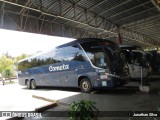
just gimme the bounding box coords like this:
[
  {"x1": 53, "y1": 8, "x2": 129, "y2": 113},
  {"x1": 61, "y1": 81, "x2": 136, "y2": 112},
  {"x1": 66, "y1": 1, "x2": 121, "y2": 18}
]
[
  {"x1": 35, "y1": 103, "x2": 57, "y2": 112},
  {"x1": 6, "y1": 95, "x2": 59, "y2": 120}
]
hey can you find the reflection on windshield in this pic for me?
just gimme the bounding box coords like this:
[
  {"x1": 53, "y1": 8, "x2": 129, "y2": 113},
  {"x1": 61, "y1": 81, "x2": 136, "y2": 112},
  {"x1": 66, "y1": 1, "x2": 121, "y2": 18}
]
[
  {"x1": 80, "y1": 41, "x2": 126, "y2": 69},
  {"x1": 122, "y1": 50, "x2": 149, "y2": 67},
  {"x1": 133, "y1": 52, "x2": 148, "y2": 67},
  {"x1": 87, "y1": 50, "x2": 108, "y2": 69}
]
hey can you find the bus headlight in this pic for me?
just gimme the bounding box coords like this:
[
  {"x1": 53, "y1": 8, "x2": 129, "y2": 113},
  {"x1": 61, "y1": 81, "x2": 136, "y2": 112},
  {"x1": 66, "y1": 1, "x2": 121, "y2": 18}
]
[{"x1": 100, "y1": 74, "x2": 108, "y2": 79}]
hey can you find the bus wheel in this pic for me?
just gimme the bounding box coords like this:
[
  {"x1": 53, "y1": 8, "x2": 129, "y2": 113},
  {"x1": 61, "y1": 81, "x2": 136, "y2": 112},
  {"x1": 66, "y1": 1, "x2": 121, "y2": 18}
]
[
  {"x1": 31, "y1": 80, "x2": 36, "y2": 89},
  {"x1": 26, "y1": 80, "x2": 31, "y2": 89},
  {"x1": 80, "y1": 78, "x2": 92, "y2": 93}
]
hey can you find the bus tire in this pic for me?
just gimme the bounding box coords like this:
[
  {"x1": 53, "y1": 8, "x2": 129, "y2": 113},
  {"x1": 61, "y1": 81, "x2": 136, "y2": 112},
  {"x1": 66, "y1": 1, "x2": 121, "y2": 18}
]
[
  {"x1": 80, "y1": 78, "x2": 92, "y2": 93},
  {"x1": 26, "y1": 80, "x2": 31, "y2": 89},
  {"x1": 31, "y1": 80, "x2": 36, "y2": 89}
]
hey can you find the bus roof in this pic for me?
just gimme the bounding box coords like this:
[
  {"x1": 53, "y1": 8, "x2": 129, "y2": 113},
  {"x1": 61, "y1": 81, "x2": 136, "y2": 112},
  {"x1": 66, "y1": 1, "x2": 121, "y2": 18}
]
[{"x1": 57, "y1": 38, "x2": 116, "y2": 48}]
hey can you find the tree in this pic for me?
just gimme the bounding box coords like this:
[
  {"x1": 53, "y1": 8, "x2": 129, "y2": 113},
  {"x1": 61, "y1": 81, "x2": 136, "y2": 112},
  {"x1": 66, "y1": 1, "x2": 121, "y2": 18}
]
[
  {"x1": 14, "y1": 54, "x2": 29, "y2": 63},
  {"x1": 2, "y1": 67, "x2": 14, "y2": 82},
  {"x1": 0, "y1": 54, "x2": 29, "y2": 80},
  {"x1": 0, "y1": 55, "x2": 13, "y2": 73},
  {"x1": 0, "y1": 55, "x2": 15, "y2": 82}
]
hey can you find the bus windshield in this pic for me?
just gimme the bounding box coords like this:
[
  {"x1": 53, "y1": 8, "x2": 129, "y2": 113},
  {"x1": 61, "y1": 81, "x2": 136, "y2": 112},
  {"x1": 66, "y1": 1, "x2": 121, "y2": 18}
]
[
  {"x1": 80, "y1": 41, "x2": 126, "y2": 71},
  {"x1": 132, "y1": 51, "x2": 149, "y2": 68}
]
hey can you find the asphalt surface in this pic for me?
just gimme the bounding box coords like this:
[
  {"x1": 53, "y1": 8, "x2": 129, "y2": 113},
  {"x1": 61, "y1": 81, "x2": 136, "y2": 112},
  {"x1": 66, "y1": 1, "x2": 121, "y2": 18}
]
[{"x1": 1, "y1": 79, "x2": 160, "y2": 120}]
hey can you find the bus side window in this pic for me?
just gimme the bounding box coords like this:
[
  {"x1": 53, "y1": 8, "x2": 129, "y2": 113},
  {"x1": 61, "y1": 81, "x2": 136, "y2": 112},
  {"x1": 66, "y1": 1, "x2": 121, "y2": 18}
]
[
  {"x1": 54, "y1": 48, "x2": 64, "y2": 63},
  {"x1": 64, "y1": 45, "x2": 86, "y2": 62},
  {"x1": 18, "y1": 60, "x2": 30, "y2": 71}
]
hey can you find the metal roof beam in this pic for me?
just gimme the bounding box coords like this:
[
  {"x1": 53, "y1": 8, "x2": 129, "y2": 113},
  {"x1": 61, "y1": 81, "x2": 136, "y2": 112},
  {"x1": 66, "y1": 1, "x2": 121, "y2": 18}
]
[
  {"x1": 100, "y1": 0, "x2": 132, "y2": 15},
  {"x1": 125, "y1": 16, "x2": 160, "y2": 28},
  {"x1": 1, "y1": 9, "x2": 98, "y2": 38},
  {"x1": 136, "y1": 28, "x2": 160, "y2": 33},
  {"x1": 63, "y1": 11, "x2": 84, "y2": 25},
  {"x1": 145, "y1": 32, "x2": 160, "y2": 36},
  {"x1": 62, "y1": 7, "x2": 73, "y2": 16},
  {"x1": 130, "y1": 24, "x2": 160, "y2": 31},
  {"x1": 87, "y1": 0, "x2": 109, "y2": 11},
  {"x1": 113, "y1": 7, "x2": 156, "y2": 23},
  {"x1": 120, "y1": 28, "x2": 159, "y2": 47},
  {"x1": 59, "y1": 0, "x2": 118, "y2": 33},
  {"x1": 73, "y1": 0, "x2": 83, "y2": 6},
  {"x1": 148, "y1": 34, "x2": 160, "y2": 37},
  {"x1": 20, "y1": 0, "x2": 32, "y2": 13},
  {"x1": 0, "y1": 0, "x2": 117, "y2": 34},
  {"x1": 108, "y1": 1, "x2": 151, "y2": 19},
  {"x1": 0, "y1": 0, "x2": 159, "y2": 47},
  {"x1": 122, "y1": 14, "x2": 160, "y2": 27},
  {"x1": 122, "y1": 35, "x2": 154, "y2": 47},
  {"x1": 128, "y1": 21, "x2": 160, "y2": 30}
]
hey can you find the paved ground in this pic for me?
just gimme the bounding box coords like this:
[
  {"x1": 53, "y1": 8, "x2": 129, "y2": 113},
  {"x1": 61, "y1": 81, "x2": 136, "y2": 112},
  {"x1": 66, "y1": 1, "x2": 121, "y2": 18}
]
[
  {"x1": 0, "y1": 79, "x2": 160, "y2": 120},
  {"x1": 0, "y1": 79, "x2": 80, "y2": 120},
  {"x1": 24, "y1": 80, "x2": 160, "y2": 120}
]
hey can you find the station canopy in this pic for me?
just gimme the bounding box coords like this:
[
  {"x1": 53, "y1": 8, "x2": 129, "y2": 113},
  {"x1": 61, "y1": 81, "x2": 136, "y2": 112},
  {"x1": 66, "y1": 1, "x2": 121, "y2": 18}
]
[{"x1": 0, "y1": 0, "x2": 160, "y2": 48}]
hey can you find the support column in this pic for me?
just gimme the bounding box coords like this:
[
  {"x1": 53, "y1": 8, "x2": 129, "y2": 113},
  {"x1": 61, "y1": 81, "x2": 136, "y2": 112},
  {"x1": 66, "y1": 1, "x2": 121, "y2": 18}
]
[
  {"x1": 0, "y1": 2, "x2": 5, "y2": 27},
  {"x1": 116, "y1": 29, "x2": 122, "y2": 44},
  {"x1": 157, "y1": 42, "x2": 159, "y2": 51}
]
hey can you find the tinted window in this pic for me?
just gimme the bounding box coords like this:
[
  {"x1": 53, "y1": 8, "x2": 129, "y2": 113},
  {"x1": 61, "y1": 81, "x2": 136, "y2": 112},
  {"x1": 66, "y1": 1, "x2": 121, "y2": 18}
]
[
  {"x1": 122, "y1": 50, "x2": 134, "y2": 64},
  {"x1": 133, "y1": 52, "x2": 147, "y2": 67},
  {"x1": 18, "y1": 60, "x2": 31, "y2": 71},
  {"x1": 18, "y1": 49, "x2": 64, "y2": 70},
  {"x1": 63, "y1": 45, "x2": 86, "y2": 62},
  {"x1": 18, "y1": 45, "x2": 86, "y2": 71}
]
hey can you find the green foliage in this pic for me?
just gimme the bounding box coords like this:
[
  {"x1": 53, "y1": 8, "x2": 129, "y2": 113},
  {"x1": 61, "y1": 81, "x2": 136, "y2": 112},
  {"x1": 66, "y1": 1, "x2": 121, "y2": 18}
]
[
  {"x1": 0, "y1": 55, "x2": 14, "y2": 74},
  {"x1": 14, "y1": 54, "x2": 29, "y2": 63},
  {"x1": 0, "y1": 56, "x2": 14, "y2": 78},
  {"x1": 2, "y1": 67, "x2": 13, "y2": 79},
  {"x1": 0, "y1": 54, "x2": 29, "y2": 78},
  {"x1": 68, "y1": 100, "x2": 99, "y2": 120}
]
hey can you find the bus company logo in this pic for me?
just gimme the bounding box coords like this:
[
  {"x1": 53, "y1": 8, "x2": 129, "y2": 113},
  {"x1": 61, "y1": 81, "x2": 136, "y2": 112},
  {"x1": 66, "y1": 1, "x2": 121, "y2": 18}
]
[{"x1": 49, "y1": 64, "x2": 69, "y2": 72}]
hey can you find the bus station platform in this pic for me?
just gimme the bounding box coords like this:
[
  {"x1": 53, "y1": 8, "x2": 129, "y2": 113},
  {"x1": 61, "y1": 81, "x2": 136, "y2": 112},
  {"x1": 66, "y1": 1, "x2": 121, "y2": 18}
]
[{"x1": 14, "y1": 79, "x2": 160, "y2": 120}]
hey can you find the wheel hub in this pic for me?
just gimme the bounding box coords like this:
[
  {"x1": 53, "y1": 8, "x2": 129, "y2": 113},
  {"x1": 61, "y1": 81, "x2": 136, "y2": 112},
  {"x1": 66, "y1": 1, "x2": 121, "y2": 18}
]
[{"x1": 82, "y1": 81, "x2": 89, "y2": 91}]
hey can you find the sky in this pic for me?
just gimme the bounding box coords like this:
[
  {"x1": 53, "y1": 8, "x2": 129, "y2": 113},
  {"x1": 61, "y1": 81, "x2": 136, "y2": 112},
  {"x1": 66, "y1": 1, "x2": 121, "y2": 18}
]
[{"x1": 0, "y1": 29, "x2": 75, "y2": 57}]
